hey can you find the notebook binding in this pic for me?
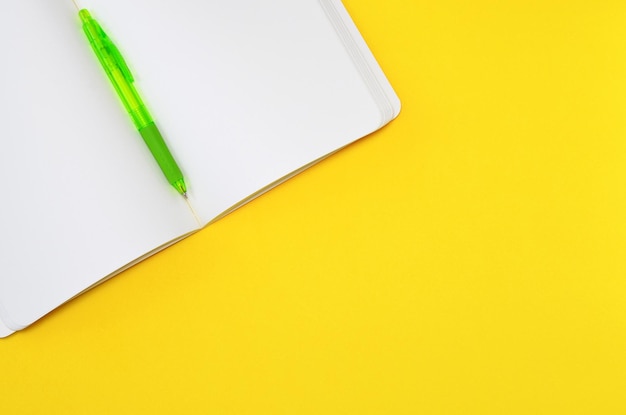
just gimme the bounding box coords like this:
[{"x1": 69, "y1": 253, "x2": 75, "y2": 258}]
[{"x1": 319, "y1": 0, "x2": 396, "y2": 126}]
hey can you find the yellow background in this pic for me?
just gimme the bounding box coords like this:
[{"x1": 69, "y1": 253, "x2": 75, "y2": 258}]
[{"x1": 3, "y1": 1, "x2": 626, "y2": 413}]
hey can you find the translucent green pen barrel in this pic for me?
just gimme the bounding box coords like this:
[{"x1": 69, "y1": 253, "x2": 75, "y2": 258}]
[
  {"x1": 79, "y1": 10, "x2": 186, "y2": 195},
  {"x1": 79, "y1": 10, "x2": 151, "y2": 128}
]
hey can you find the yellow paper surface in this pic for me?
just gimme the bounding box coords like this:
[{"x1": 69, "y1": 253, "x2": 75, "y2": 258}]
[{"x1": 2, "y1": 0, "x2": 626, "y2": 413}]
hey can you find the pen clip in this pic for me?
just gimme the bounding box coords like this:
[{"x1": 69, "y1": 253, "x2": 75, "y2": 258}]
[
  {"x1": 103, "y1": 37, "x2": 135, "y2": 82},
  {"x1": 98, "y1": 27, "x2": 135, "y2": 83}
]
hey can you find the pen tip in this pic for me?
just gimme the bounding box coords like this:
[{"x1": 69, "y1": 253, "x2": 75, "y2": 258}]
[{"x1": 171, "y1": 179, "x2": 188, "y2": 198}]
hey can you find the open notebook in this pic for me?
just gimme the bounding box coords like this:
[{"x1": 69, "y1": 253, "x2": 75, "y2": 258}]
[{"x1": 0, "y1": 0, "x2": 399, "y2": 337}]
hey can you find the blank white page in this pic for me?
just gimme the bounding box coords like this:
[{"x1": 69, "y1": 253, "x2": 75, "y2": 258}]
[
  {"x1": 81, "y1": 0, "x2": 391, "y2": 223},
  {"x1": 0, "y1": 1, "x2": 198, "y2": 330}
]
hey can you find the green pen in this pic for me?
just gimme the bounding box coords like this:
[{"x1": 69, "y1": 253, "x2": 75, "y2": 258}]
[{"x1": 76, "y1": 7, "x2": 188, "y2": 197}]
